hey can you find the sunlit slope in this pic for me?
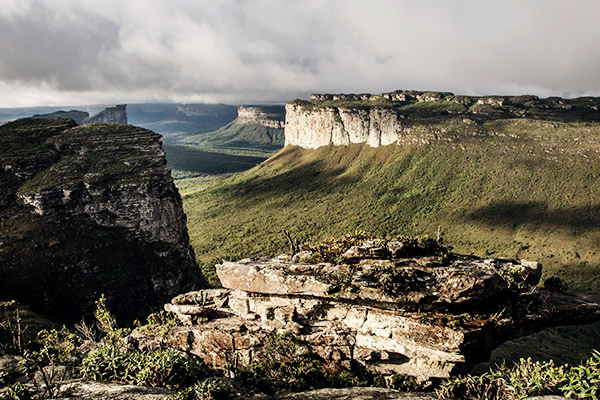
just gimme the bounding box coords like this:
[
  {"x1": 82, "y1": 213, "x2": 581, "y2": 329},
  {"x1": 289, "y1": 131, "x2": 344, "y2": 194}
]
[{"x1": 182, "y1": 118, "x2": 600, "y2": 294}]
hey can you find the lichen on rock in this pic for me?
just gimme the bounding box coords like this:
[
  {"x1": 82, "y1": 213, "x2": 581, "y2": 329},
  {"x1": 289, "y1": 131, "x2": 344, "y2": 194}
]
[{"x1": 159, "y1": 236, "x2": 600, "y2": 381}]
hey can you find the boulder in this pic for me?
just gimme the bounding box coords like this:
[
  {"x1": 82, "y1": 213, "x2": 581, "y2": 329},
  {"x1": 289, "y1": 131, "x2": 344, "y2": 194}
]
[{"x1": 161, "y1": 241, "x2": 600, "y2": 381}]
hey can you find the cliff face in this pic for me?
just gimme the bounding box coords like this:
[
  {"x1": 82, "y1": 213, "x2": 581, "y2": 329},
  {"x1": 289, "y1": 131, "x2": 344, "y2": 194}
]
[
  {"x1": 0, "y1": 118, "x2": 200, "y2": 322},
  {"x1": 82, "y1": 104, "x2": 128, "y2": 125},
  {"x1": 285, "y1": 90, "x2": 600, "y2": 149},
  {"x1": 236, "y1": 105, "x2": 285, "y2": 129}
]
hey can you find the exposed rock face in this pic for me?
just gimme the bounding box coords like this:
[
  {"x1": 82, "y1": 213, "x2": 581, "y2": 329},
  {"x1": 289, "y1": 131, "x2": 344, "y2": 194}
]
[
  {"x1": 82, "y1": 104, "x2": 128, "y2": 125},
  {"x1": 236, "y1": 106, "x2": 285, "y2": 129},
  {"x1": 160, "y1": 242, "x2": 600, "y2": 380},
  {"x1": 0, "y1": 118, "x2": 200, "y2": 322},
  {"x1": 286, "y1": 91, "x2": 600, "y2": 149}
]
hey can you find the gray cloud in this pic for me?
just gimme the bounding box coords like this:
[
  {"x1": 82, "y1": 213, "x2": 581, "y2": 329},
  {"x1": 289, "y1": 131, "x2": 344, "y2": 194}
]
[{"x1": 1, "y1": 0, "x2": 599, "y2": 107}]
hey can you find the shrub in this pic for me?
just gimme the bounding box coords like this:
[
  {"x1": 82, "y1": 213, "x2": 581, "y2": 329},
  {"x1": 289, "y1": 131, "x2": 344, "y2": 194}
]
[
  {"x1": 81, "y1": 345, "x2": 211, "y2": 389},
  {"x1": 19, "y1": 327, "x2": 80, "y2": 399},
  {"x1": 0, "y1": 300, "x2": 25, "y2": 355},
  {"x1": 561, "y1": 350, "x2": 600, "y2": 399},
  {"x1": 173, "y1": 378, "x2": 233, "y2": 400},
  {"x1": 136, "y1": 310, "x2": 180, "y2": 337},
  {"x1": 437, "y1": 372, "x2": 511, "y2": 400},
  {"x1": 437, "y1": 355, "x2": 598, "y2": 400}
]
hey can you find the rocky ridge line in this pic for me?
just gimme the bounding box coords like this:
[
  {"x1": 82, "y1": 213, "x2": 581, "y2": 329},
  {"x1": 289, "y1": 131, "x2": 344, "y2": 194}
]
[
  {"x1": 285, "y1": 90, "x2": 600, "y2": 149},
  {"x1": 31, "y1": 104, "x2": 128, "y2": 125}
]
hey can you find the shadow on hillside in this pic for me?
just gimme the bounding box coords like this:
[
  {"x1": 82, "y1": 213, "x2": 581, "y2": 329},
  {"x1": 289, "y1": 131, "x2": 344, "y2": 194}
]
[
  {"x1": 466, "y1": 201, "x2": 600, "y2": 231},
  {"x1": 214, "y1": 159, "x2": 357, "y2": 207},
  {"x1": 163, "y1": 143, "x2": 266, "y2": 175}
]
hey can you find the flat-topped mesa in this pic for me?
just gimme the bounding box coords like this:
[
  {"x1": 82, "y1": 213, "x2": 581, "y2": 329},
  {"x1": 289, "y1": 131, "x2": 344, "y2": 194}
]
[
  {"x1": 159, "y1": 238, "x2": 600, "y2": 381},
  {"x1": 285, "y1": 90, "x2": 600, "y2": 149},
  {"x1": 236, "y1": 105, "x2": 285, "y2": 129}
]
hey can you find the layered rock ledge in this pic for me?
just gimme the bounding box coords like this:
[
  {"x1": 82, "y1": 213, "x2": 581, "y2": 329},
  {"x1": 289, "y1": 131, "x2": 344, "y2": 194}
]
[
  {"x1": 160, "y1": 241, "x2": 600, "y2": 380},
  {"x1": 285, "y1": 90, "x2": 600, "y2": 149}
]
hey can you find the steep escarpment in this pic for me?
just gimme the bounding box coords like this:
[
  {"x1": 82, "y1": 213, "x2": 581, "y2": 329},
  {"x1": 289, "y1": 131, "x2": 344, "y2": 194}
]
[
  {"x1": 236, "y1": 105, "x2": 285, "y2": 129},
  {"x1": 0, "y1": 118, "x2": 201, "y2": 322},
  {"x1": 285, "y1": 90, "x2": 600, "y2": 148}
]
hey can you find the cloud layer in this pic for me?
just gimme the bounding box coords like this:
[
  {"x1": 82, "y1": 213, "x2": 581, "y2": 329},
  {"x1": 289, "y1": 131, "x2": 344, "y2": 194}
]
[{"x1": 1, "y1": 0, "x2": 599, "y2": 106}]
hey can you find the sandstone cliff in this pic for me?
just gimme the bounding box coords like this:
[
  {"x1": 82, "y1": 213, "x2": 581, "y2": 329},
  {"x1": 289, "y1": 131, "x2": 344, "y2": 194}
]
[
  {"x1": 0, "y1": 118, "x2": 201, "y2": 322},
  {"x1": 236, "y1": 105, "x2": 285, "y2": 129},
  {"x1": 285, "y1": 91, "x2": 600, "y2": 148}
]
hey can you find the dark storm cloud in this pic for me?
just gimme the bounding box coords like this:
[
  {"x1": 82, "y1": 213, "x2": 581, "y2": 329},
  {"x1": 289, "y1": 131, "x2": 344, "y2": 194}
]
[{"x1": 1, "y1": 0, "x2": 599, "y2": 106}]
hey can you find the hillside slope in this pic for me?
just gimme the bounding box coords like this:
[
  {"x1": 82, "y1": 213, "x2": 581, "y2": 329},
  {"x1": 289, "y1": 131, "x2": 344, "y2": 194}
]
[
  {"x1": 180, "y1": 105, "x2": 285, "y2": 154},
  {"x1": 182, "y1": 118, "x2": 600, "y2": 299}
]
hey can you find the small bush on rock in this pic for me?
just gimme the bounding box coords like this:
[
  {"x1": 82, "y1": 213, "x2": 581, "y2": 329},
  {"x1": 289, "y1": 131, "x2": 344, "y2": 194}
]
[
  {"x1": 81, "y1": 345, "x2": 211, "y2": 389},
  {"x1": 438, "y1": 353, "x2": 599, "y2": 400},
  {"x1": 561, "y1": 350, "x2": 600, "y2": 399},
  {"x1": 172, "y1": 378, "x2": 233, "y2": 400}
]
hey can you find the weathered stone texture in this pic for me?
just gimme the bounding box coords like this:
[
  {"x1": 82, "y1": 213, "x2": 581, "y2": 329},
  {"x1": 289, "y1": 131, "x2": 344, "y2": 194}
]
[
  {"x1": 237, "y1": 106, "x2": 285, "y2": 129},
  {"x1": 286, "y1": 91, "x2": 600, "y2": 149},
  {"x1": 162, "y1": 242, "x2": 600, "y2": 380}
]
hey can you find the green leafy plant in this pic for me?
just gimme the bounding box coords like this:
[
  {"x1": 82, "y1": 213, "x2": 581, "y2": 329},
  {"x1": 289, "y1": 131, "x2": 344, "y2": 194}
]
[
  {"x1": 172, "y1": 378, "x2": 233, "y2": 400},
  {"x1": 498, "y1": 267, "x2": 528, "y2": 289},
  {"x1": 137, "y1": 310, "x2": 180, "y2": 337},
  {"x1": 93, "y1": 294, "x2": 131, "y2": 345},
  {"x1": 0, "y1": 300, "x2": 26, "y2": 355},
  {"x1": 561, "y1": 350, "x2": 600, "y2": 399},
  {"x1": 438, "y1": 355, "x2": 598, "y2": 400},
  {"x1": 437, "y1": 372, "x2": 512, "y2": 400},
  {"x1": 300, "y1": 230, "x2": 373, "y2": 264},
  {"x1": 19, "y1": 327, "x2": 80, "y2": 399},
  {"x1": 81, "y1": 345, "x2": 211, "y2": 389}
]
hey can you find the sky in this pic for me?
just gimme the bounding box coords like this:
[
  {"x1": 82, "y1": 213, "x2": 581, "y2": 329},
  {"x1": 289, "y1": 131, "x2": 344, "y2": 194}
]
[{"x1": 1, "y1": 0, "x2": 600, "y2": 107}]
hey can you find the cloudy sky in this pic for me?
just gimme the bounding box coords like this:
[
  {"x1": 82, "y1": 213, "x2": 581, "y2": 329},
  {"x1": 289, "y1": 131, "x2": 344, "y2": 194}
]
[{"x1": 1, "y1": 0, "x2": 599, "y2": 107}]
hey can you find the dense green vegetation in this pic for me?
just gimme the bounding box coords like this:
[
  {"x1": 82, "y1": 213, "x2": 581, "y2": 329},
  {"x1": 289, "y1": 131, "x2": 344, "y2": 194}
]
[
  {"x1": 181, "y1": 119, "x2": 600, "y2": 297},
  {"x1": 438, "y1": 352, "x2": 600, "y2": 399},
  {"x1": 179, "y1": 116, "x2": 600, "y2": 364}
]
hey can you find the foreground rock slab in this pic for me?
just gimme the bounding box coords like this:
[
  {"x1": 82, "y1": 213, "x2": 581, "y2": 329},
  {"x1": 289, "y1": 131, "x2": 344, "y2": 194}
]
[
  {"x1": 158, "y1": 242, "x2": 600, "y2": 381},
  {"x1": 277, "y1": 387, "x2": 436, "y2": 400},
  {"x1": 55, "y1": 381, "x2": 173, "y2": 400}
]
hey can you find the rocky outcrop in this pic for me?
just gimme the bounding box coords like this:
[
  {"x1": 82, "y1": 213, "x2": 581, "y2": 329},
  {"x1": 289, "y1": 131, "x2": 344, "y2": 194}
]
[
  {"x1": 82, "y1": 104, "x2": 128, "y2": 125},
  {"x1": 0, "y1": 118, "x2": 201, "y2": 322},
  {"x1": 285, "y1": 91, "x2": 600, "y2": 149},
  {"x1": 31, "y1": 110, "x2": 90, "y2": 125},
  {"x1": 236, "y1": 106, "x2": 285, "y2": 129},
  {"x1": 160, "y1": 240, "x2": 600, "y2": 381},
  {"x1": 31, "y1": 105, "x2": 128, "y2": 126}
]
